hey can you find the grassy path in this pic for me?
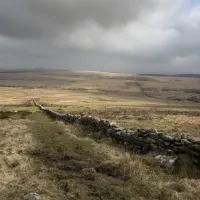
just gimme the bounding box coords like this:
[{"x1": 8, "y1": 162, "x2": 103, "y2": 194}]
[{"x1": 1, "y1": 112, "x2": 200, "y2": 199}]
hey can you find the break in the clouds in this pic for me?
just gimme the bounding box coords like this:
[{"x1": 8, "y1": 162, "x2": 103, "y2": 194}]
[{"x1": 0, "y1": 0, "x2": 200, "y2": 73}]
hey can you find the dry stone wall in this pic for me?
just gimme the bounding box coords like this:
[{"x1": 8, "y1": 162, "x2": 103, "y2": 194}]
[{"x1": 34, "y1": 101, "x2": 200, "y2": 169}]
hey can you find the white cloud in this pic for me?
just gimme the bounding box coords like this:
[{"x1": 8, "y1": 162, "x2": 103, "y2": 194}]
[{"x1": 0, "y1": 0, "x2": 200, "y2": 73}]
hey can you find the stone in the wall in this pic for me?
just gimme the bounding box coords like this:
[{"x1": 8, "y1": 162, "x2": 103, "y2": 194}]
[
  {"x1": 187, "y1": 136, "x2": 197, "y2": 143},
  {"x1": 181, "y1": 139, "x2": 192, "y2": 146},
  {"x1": 161, "y1": 135, "x2": 174, "y2": 142},
  {"x1": 189, "y1": 144, "x2": 200, "y2": 151},
  {"x1": 149, "y1": 133, "x2": 159, "y2": 140}
]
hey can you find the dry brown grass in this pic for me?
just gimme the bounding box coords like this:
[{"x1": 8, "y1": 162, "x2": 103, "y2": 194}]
[
  {"x1": 0, "y1": 70, "x2": 183, "y2": 107},
  {"x1": 1, "y1": 70, "x2": 200, "y2": 199},
  {"x1": 137, "y1": 75, "x2": 200, "y2": 103},
  {"x1": 0, "y1": 112, "x2": 200, "y2": 200}
]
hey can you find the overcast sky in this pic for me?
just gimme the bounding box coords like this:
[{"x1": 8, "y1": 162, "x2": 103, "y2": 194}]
[{"x1": 0, "y1": 0, "x2": 200, "y2": 73}]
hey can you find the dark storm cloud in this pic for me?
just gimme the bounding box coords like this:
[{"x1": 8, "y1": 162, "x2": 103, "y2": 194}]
[
  {"x1": 0, "y1": 0, "x2": 200, "y2": 73},
  {"x1": 0, "y1": 0, "x2": 155, "y2": 39}
]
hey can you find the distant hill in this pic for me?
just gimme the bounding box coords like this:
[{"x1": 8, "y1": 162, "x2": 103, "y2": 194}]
[
  {"x1": 139, "y1": 74, "x2": 200, "y2": 78},
  {"x1": 0, "y1": 68, "x2": 46, "y2": 73}
]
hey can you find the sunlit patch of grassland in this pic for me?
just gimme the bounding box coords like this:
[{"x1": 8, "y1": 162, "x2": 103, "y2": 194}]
[{"x1": 0, "y1": 86, "x2": 173, "y2": 107}]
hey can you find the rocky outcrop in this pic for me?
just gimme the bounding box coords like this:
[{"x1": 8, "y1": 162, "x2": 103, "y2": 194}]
[{"x1": 33, "y1": 100, "x2": 200, "y2": 169}]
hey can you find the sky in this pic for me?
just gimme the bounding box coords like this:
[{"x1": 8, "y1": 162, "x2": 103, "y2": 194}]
[{"x1": 0, "y1": 0, "x2": 200, "y2": 73}]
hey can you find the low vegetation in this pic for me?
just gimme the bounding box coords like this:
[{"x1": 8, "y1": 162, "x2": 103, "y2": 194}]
[
  {"x1": 0, "y1": 111, "x2": 200, "y2": 200},
  {"x1": 1, "y1": 70, "x2": 200, "y2": 199},
  {"x1": 137, "y1": 75, "x2": 200, "y2": 103}
]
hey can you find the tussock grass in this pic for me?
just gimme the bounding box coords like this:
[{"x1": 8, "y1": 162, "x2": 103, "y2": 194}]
[
  {"x1": 2, "y1": 70, "x2": 200, "y2": 199},
  {"x1": 25, "y1": 113, "x2": 200, "y2": 199},
  {"x1": 1, "y1": 111, "x2": 200, "y2": 199}
]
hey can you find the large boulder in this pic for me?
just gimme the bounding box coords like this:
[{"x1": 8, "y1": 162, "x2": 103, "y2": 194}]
[{"x1": 154, "y1": 155, "x2": 177, "y2": 169}]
